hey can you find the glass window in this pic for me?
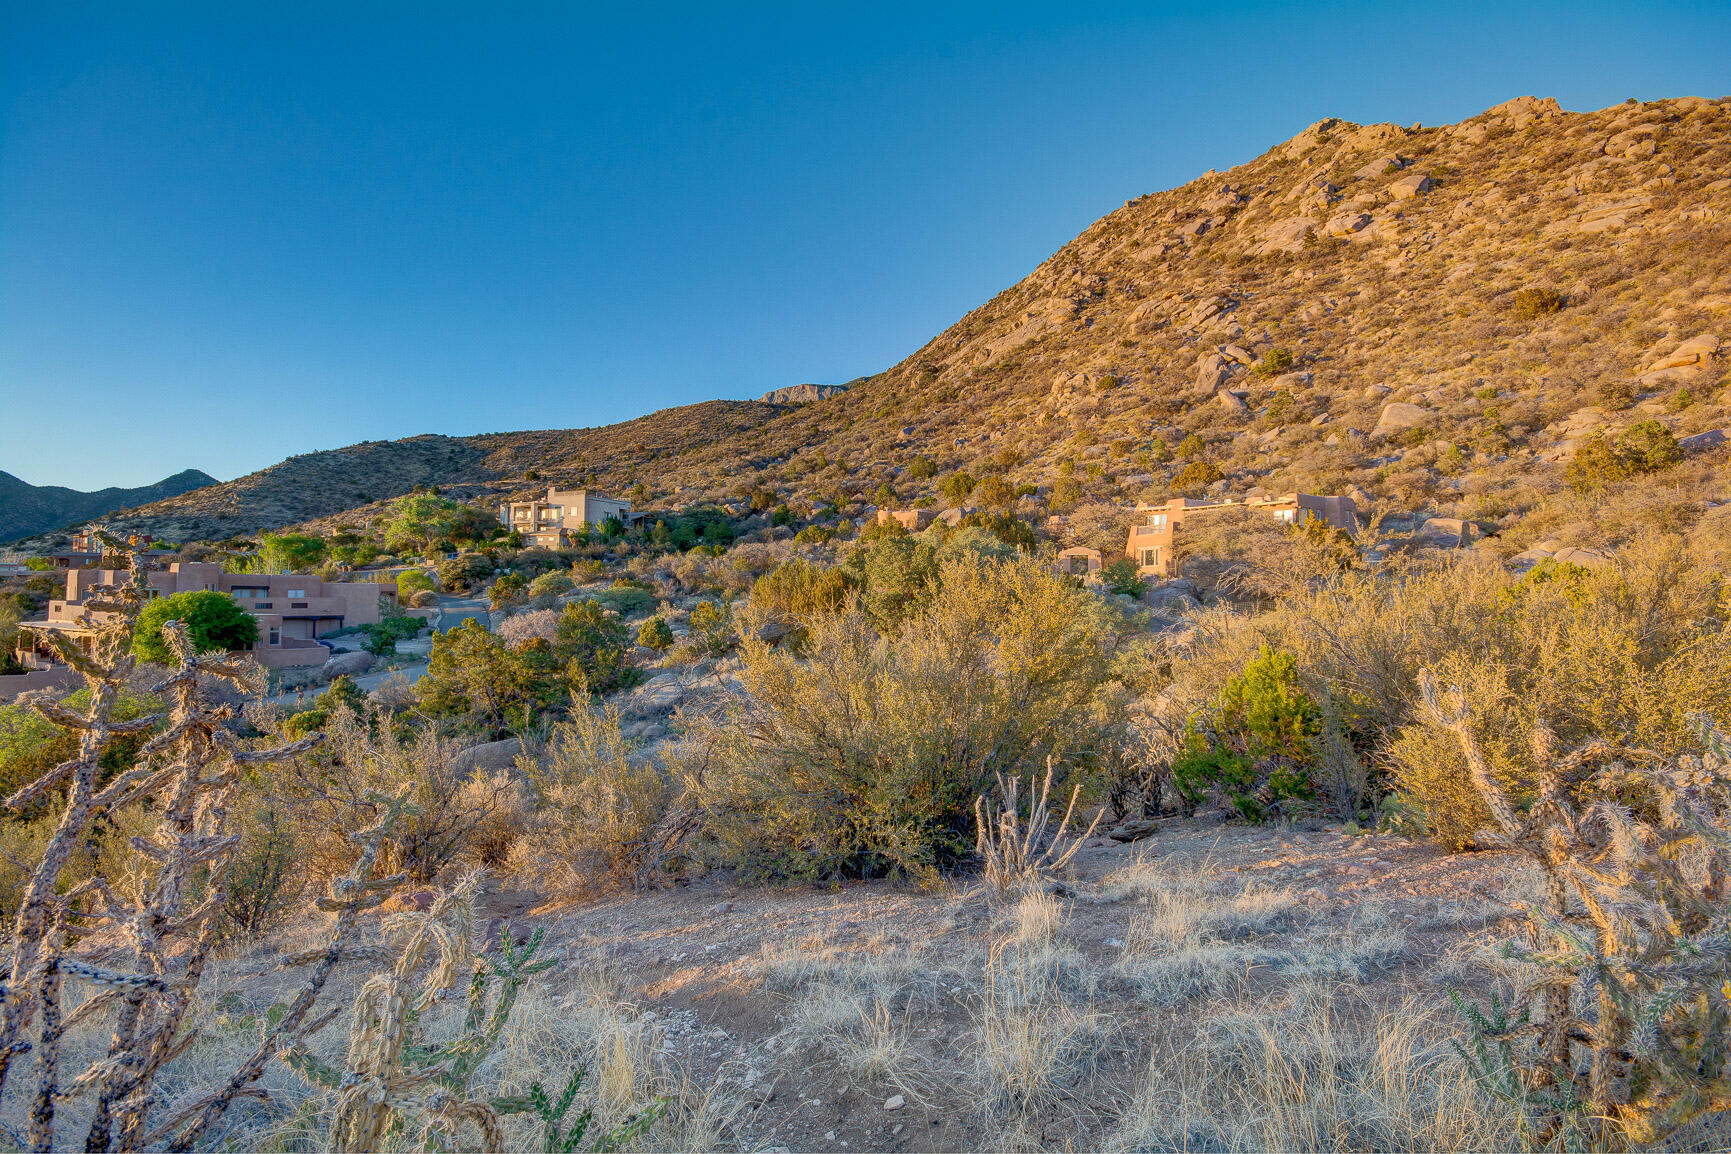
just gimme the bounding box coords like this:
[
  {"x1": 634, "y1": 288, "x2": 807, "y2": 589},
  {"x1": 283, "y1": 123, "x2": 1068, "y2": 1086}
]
[
  {"x1": 287, "y1": 589, "x2": 306, "y2": 598},
  {"x1": 268, "y1": 627, "x2": 280, "y2": 645}
]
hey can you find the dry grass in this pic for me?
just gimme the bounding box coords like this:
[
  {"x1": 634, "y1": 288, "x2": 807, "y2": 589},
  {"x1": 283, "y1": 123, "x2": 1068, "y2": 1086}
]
[{"x1": 1108, "y1": 985, "x2": 1522, "y2": 1152}]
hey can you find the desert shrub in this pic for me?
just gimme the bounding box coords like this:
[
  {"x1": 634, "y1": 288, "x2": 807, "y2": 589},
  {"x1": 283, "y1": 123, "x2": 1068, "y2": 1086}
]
[
  {"x1": 420, "y1": 618, "x2": 558, "y2": 728},
  {"x1": 1174, "y1": 507, "x2": 1355, "y2": 597},
  {"x1": 908, "y1": 455, "x2": 938, "y2": 479},
  {"x1": 1171, "y1": 459, "x2": 1224, "y2": 495},
  {"x1": 637, "y1": 615, "x2": 674, "y2": 651},
  {"x1": 489, "y1": 572, "x2": 528, "y2": 609},
  {"x1": 1566, "y1": 419, "x2": 1683, "y2": 493},
  {"x1": 1252, "y1": 347, "x2": 1294, "y2": 377},
  {"x1": 437, "y1": 551, "x2": 495, "y2": 592},
  {"x1": 222, "y1": 801, "x2": 301, "y2": 934},
  {"x1": 0, "y1": 685, "x2": 160, "y2": 806},
  {"x1": 407, "y1": 587, "x2": 440, "y2": 608},
  {"x1": 1101, "y1": 557, "x2": 1146, "y2": 597},
  {"x1": 261, "y1": 704, "x2": 518, "y2": 884},
  {"x1": 593, "y1": 582, "x2": 655, "y2": 616},
  {"x1": 498, "y1": 606, "x2": 560, "y2": 647},
  {"x1": 974, "y1": 475, "x2": 1017, "y2": 509},
  {"x1": 396, "y1": 569, "x2": 436, "y2": 600},
  {"x1": 1176, "y1": 433, "x2": 1207, "y2": 459},
  {"x1": 957, "y1": 511, "x2": 1038, "y2": 550},
  {"x1": 686, "y1": 599, "x2": 736, "y2": 656},
  {"x1": 1148, "y1": 542, "x2": 1729, "y2": 848},
  {"x1": 747, "y1": 560, "x2": 858, "y2": 647},
  {"x1": 357, "y1": 610, "x2": 422, "y2": 655},
  {"x1": 557, "y1": 599, "x2": 635, "y2": 694},
  {"x1": 1510, "y1": 285, "x2": 1564, "y2": 320},
  {"x1": 844, "y1": 532, "x2": 941, "y2": 630},
  {"x1": 696, "y1": 554, "x2": 1126, "y2": 882},
  {"x1": 509, "y1": 704, "x2": 673, "y2": 895},
  {"x1": 1170, "y1": 647, "x2": 1321, "y2": 820},
  {"x1": 133, "y1": 590, "x2": 258, "y2": 664},
  {"x1": 940, "y1": 472, "x2": 978, "y2": 504},
  {"x1": 528, "y1": 570, "x2": 575, "y2": 602}
]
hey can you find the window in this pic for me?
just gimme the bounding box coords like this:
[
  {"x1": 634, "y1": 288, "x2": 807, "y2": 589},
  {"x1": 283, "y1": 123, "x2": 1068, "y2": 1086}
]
[
  {"x1": 1147, "y1": 514, "x2": 1167, "y2": 529},
  {"x1": 268, "y1": 627, "x2": 280, "y2": 645},
  {"x1": 1140, "y1": 548, "x2": 1158, "y2": 566},
  {"x1": 287, "y1": 589, "x2": 306, "y2": 598}
]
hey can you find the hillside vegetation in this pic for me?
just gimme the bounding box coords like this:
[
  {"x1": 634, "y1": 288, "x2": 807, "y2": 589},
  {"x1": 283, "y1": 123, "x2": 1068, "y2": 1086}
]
[{"x1": 80, "y1": 93, "x2": 1731, "y2": 554}]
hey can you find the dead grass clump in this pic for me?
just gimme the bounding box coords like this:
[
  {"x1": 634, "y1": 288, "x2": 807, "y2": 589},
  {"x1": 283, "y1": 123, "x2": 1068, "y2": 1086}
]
[{"x1": 1109, "y1": 986, "x2": 1521, "y2": 1152}]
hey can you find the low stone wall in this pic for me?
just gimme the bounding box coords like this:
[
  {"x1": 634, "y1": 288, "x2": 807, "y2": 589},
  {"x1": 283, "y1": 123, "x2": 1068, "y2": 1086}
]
[{"x1": 0, "y1": 667, "x2": 79, "y2": 703}]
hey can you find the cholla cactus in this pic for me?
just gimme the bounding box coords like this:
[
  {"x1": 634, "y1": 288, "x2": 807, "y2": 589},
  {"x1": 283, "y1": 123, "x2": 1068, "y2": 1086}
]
[
  {"x1": 974, "y1": 757, "x2": 1104, "y2": 895},
  {"x1": 289, "y1": 871, "x2": 556, "y2": 1154},
  {"x1": 1420, "y1": 670, "x2": 1731, "y2": 1148},
  {"x1": 0, "y1": 541, "x2": 157, "y2": 1117}
]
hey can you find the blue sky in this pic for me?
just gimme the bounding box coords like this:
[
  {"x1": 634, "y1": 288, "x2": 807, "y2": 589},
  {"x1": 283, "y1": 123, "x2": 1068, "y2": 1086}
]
[{"x1": 3, "y1": 2, "x2": 1727, "y2": 489}]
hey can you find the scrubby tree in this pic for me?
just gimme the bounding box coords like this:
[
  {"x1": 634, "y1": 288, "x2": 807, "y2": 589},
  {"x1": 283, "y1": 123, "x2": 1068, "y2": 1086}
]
[
  {"x1": 133, "y1": 591, "x2": 258, "y2": 664},
  {"x1": 556, "y1": 599, "x2": 633, "y2": 693},
  {"x1": 257, "y1": 532, "x2": 325, "y2": 573},
  {"x1": 637, "y1": 616, "x2": 674, "y2": 651},
  {"x1": 380, "y1": 493, "x2": 460, "y2": 551}
]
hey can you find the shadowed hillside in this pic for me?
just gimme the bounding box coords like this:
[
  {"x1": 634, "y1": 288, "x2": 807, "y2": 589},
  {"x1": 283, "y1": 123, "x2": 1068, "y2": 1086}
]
[{"x1": 0, "y1": 468, "x2": 216, "y2": 541}]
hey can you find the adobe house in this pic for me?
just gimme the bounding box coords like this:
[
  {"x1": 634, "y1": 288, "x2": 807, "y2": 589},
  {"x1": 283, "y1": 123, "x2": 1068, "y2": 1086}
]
[
  {"x1": 16, "y1": 563, "x2": 393, "y2": 670},
  {"x1": 497, "y1": 487, "x2": 643, "y2": 547},
  {"x1": 1057, "y1": 546, "x2": 1103, "y2": 578},
  {"x1": 1125, "y1": 493, "x2": 1358, "y2": 577},
  {"x1": 875, "y1": 508, "x2": 934, "y2": 532}
]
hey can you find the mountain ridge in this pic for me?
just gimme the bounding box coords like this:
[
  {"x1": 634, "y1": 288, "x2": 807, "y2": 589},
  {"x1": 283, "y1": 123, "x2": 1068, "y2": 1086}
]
[
  {"x1": 55, "y1": 93, "x2": 1731, "y2": 547},
  {"x1": 0, "y1": 468, "x2": 218, "y2": 543}
]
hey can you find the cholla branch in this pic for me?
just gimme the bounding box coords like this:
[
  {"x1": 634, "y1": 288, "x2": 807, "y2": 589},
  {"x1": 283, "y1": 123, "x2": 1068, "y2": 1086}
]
[
  {"x1": 0, "y1": 536, "x2": 152, "y2": 1106},
  {"x1": 974, "y1": 755, "x2": 1104, "y2": 894},
  {"x1": 1423, "y1": 667, "x2": 1731, "y2": 1148}
]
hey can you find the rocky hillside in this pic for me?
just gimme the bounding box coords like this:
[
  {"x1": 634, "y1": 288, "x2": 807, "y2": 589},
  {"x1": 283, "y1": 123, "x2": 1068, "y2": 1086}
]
[
  {"x1": 93, "y1": 401, "x2": 780, "y2": 540},
  {"x1": 0, "y1": 468, "x2": 216, "y2": 542},
  {"x1": 92, "y1": 95, "x2": 1731, "y2": 547}
]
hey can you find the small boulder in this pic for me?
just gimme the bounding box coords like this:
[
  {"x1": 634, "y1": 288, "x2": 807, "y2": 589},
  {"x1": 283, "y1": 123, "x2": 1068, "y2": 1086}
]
[
  {"x1": 1107, "y1": 819, "x2": 1158, "y2": 843},
  {"x1": 1324, "y1": 211, "x2": 1372, "y2": 236},
  {"x1": 1351, "y1": 154, "x2": 1408, "y2": 181},
  {"x1": 1388, "y1": 172, "x2": 1434, "y2": 199},
  {"x1": 1374, "y1": 402, "x2": 1432, "y2": 431},
  {"x1": 1412, "y1": 518, "x2": 1481, "y2": 548},
  {"x1": 452, "y1": 737, "x2": 523, "y2": 775},
  {"x1": 1255, "y1": 217, "x2": 1316, "y2": 255},
  {"x1": 322, "y1": 650, "x2": 375, "y2": 678},
  {"x1": 1643, "y1": 334, "x2": 1720, "y2": 374},
  {"x1": 1679, "y1": 429, "x2": 1728, "y2": 453},
  {"x1": 1217, "y1": 389, "x2": 1249, "y2": 412}
]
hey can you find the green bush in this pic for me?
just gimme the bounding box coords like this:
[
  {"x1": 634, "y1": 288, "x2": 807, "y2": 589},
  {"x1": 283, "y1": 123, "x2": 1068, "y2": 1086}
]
[
  {"x1": 134, "y1": 591, "x2": 258, "y2": 665},
  {"x1": 396, "y1": 570, "x2": 436, "y2": 600},
  {"x1": 489, "y1": 572, "x2": 528, "y2": 609},
  {"x1": 907, "y1": 456, "x2": 938, "y2": 480},
  {"x1": 527, "y1": 571, "x2": 575, "y2": 601},
  {"x1": 1171, "y1": 647, "x2": 1320, "y2": 821},
  {"x1": 593, "y1": 584, "x2": 654, "y2": 616},
  {"x1": 1172, "y1": 459, "x2": 1225, "y2": 495},
  {"x1": 1565, "y1": 420, "x2": 1683, "y2": 493},
  {"x1": 436, "y1": 553, "x2": 494, "y2": 593},
  {"x1": 939, "y1": 472, "x2": 977, "y2": 505},
  {"x1": 359, "y1": 612, "x2": 422, "y2": 656},
  {"x1": 637, "y1": 616, "x2": 674, "y2": 651},
  {"x1": 1101, "y1": 557, "x2": 1146, "y2": 597},
  {"x1": 556, "y1": 600, "x2": 634, "y2": 694},
  {"x1": 687, "y1": 600, "x2": 736, "y2": 656},
  {"x1": 1252, "y1": 347, "x2": 1294, "y2": 378}
]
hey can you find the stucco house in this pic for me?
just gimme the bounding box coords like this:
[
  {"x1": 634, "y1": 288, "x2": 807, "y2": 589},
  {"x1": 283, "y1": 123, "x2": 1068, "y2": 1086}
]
[
  {"x1": 497, "y1": 488, "x2": 642, "y2": 548},
  {"x1": 15, "y1": 563, "x2": 393, "y2": 669},
  {"x1": 875, "y1": 508, "x2": 935, "y2": 532},
  {"x1": 1125, "y1": 493, "x2": 1357, "y2": 577},
  {"x1": 1057, "y1": 546, "x2": 1103, "y2": 578}
]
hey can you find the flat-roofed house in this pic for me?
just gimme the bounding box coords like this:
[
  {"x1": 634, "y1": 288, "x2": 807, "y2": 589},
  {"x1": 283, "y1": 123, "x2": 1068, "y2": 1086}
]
[
  {"x1": 1125, "y1": 493, "x2": 1357, "y2": 578},
  {"x1": 875, "y1": 508, "x2": 934, "y2": 532},
  {"x1": 15, "y1": 563, "x2": 393, "y2": 669},
  {"x1": 496, "y1": 488, "x2": 641, "y2": 548}
]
